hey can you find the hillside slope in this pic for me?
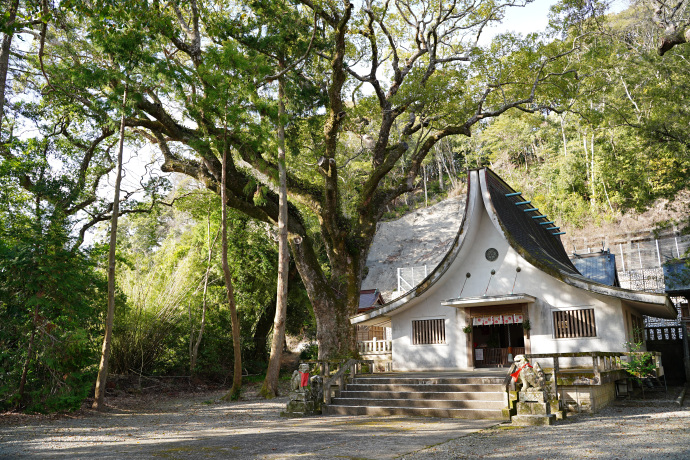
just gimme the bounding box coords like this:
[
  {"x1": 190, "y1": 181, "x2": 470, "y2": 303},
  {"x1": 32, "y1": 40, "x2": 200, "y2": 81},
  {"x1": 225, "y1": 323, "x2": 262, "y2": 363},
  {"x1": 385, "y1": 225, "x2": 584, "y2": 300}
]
[
  {"x1": 361, "y1": 189, "x2": 689, "y2": 304},
  {"x1": 362, "y1": 196, "x2": 465, "y2": 301}
]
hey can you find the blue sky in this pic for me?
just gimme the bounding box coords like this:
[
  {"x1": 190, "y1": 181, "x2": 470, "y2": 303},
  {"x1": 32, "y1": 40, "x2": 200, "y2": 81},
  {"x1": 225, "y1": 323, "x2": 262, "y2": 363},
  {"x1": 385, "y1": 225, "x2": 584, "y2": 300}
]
[{"x1": 485, "y1": 0, "x2": 629, "y2": 38}]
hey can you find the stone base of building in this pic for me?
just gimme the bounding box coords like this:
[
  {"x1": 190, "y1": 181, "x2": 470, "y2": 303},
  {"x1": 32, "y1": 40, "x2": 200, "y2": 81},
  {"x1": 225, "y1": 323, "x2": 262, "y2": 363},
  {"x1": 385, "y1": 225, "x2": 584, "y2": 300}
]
[{"x1": 558, "y1": 381, "x2": 617, "y2": 413}]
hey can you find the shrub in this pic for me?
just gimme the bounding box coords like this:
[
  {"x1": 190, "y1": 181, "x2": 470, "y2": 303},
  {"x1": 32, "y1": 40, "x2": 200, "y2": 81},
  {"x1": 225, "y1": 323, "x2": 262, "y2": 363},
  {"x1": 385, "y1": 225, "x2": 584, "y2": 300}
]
[{"x1": 299, "y1": 343, "x2": 319, "y2": 361}]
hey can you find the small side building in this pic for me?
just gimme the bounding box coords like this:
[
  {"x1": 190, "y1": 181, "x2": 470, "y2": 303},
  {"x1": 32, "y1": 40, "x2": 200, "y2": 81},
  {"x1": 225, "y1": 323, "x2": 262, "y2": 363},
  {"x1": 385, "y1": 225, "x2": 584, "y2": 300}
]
[{"x1": 356, "y1": 289, "x2": 388, "y2": 342}]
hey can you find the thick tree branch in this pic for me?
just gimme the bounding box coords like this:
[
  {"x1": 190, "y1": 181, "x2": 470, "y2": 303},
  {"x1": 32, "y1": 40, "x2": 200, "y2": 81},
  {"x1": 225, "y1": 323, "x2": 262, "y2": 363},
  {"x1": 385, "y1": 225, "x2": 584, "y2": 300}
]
[{"x1": 652, "y1": 0, "x2": 690, "y2": 55}]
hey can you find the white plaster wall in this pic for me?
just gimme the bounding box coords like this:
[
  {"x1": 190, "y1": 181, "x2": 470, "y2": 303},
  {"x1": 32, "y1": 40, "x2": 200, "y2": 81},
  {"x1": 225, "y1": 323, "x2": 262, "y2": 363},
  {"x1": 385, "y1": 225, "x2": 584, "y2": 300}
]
[
  {"x1": 390, "y1": 173, "x2": 633, "y2": 371},
  {"x1": 391, "y1": 184, "x2": 514, "y2": 370}
]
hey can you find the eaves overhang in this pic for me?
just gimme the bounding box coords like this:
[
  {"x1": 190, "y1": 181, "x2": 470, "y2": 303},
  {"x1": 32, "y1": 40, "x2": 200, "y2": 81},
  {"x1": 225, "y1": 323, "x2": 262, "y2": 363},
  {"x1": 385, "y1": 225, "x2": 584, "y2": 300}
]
[
  {"x1": 562, "y1": 276, "x2": 677, "y2": 319},
  {"x1": 441, "y1": 293, "x2": 536, "y2": 308}
]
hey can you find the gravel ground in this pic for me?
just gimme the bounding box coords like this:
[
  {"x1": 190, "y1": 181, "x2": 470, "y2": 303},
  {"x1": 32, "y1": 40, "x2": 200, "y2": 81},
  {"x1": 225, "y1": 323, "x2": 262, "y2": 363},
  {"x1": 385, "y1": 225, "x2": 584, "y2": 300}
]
[
  {"x1": 404, "y1": 400, "x2": 690, "y2": 459},
  {"x1": 0, "y1": 386, "x2": 688, "y2": 459}
]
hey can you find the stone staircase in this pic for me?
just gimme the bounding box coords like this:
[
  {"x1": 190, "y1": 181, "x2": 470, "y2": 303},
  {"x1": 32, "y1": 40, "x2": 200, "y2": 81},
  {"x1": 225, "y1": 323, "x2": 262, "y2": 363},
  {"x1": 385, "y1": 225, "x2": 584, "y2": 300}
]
[{"x1": 324, "y1": 374, "x2": 510, "y2": 420}]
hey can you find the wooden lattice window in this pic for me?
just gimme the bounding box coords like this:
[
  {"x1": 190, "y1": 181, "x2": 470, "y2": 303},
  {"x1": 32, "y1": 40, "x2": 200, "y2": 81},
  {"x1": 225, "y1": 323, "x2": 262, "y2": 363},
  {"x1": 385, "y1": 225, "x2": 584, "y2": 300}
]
[
  {"x1": 412, "y1": 319, "x2": 446, "y2": 345},
  {"x1": 553, "y1": 309, "x2": 596, "y2": 338},
  {"x1": 356, "y1": 325, "x2": 386, "y2": 341},
  {"x1": 631, "y1": 315, "x2": 645, "y2": 342}
]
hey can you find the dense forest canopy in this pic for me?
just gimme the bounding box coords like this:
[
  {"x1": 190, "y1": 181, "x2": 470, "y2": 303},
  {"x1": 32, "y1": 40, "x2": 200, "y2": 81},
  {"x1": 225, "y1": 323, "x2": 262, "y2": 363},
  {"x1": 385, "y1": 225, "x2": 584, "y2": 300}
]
[{"x1": 1, "y1": 0, "x2": 689, "y2": 411}]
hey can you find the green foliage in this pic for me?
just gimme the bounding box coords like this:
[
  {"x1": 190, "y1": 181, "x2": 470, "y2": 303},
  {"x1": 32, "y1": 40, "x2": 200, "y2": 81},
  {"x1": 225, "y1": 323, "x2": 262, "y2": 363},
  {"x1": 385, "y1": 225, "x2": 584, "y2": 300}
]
[
  {"x1": 623, "y1": 335, "x2": 656, "y2": 386},
  {"x1": 453, "y1": 4, "x2": 690, "y2": 231},
  {"x1": 0, "y1": 227, "x2": 103, "y2": 412},
  {"x1": 299, "y1": 343, "x2": 319, "y2": 361},
  {"x1": 0, "y1": 115, "x2": 111, "y2": 411},
  {"x1": 107, "y1": 187, "x2": 315, "y2": 381}
]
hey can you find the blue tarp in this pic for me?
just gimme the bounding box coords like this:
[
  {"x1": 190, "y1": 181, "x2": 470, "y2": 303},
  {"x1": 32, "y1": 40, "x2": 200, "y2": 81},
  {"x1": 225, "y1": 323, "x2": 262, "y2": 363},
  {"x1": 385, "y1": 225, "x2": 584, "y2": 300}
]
[
  {"x1": 570, "y1": 252, "x2": 620, "y2": 287},
  {"x1": 663, "y1": 259, "x2": 690, "y2": 294}
]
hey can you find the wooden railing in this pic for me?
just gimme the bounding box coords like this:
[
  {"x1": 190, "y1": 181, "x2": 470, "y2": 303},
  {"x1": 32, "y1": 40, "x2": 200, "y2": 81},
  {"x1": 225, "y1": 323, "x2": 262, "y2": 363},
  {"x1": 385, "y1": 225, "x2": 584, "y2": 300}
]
[
  {"x1": 476, "y1": 347, "x2": 525, "y2": 366},
  {"x1": 301, "y1": 359, "x2": 377, "y2": 405},
  {"x1": 522, "y1": 351, "x2": 664, "y2": 401},
  {"x1": 357, "y1": 339, "x2": 392, "y2": 354},
  {"x1": 645, "y1": 326, "x2": 684, "y2": 341}
]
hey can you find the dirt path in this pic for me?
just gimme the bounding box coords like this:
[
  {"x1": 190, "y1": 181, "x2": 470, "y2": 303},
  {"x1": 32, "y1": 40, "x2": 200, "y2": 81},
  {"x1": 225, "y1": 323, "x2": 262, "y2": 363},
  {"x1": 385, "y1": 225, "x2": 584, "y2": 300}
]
[
  {"x1": 1, "y1": 387, "x2": 688, "y2": 459},
  {"x1": 0, "y1": 390, "x2": 496, "y2": 459}
]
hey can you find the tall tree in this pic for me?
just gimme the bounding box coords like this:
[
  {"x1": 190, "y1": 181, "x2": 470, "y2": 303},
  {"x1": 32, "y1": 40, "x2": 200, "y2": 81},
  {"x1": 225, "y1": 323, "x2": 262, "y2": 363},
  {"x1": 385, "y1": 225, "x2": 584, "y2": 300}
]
[
  {"x1": 34, "y1": 0, "x2": 577, "y2": 359},
  {"x1": 0, "y1": 0, "x2": 20, "y2": 136},
  {"x1": 260, "y1": 74, "x2": 290, "y2": 398},
  {"x1": 220, "y1": 127, "x2": 243, "y2": 400},
  {"x1": 93, "y1": 86, "x2": 127, "y2": 410},
  {"x1": 234, "y1": 0, "x2": 319, "y2": 398}
]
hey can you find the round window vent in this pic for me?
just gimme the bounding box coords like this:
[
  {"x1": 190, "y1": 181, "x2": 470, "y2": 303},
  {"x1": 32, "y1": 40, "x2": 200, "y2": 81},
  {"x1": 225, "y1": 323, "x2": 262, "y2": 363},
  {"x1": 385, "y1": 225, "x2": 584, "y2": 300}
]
[{"x1": 485, "y1": 248, "x2": 499, "y2": 262}]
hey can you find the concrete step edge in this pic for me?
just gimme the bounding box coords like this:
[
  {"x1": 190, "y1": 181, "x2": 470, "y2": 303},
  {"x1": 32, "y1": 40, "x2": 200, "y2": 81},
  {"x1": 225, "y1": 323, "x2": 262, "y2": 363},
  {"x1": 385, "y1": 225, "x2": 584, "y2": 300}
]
[
  {"x1": 330, "y1": 398, "x2": 506, "y2": 409},
  {"x1": 324, "y1": 405, "x2": 509, "y2": 420},
  {"x1": 338, "y1": 391, "x2": 505, "y2": 399}
]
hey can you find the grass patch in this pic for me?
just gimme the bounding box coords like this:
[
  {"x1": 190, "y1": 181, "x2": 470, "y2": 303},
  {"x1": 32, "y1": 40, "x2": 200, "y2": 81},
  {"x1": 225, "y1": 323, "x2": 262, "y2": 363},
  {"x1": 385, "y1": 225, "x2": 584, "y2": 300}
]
[{"x1": 489, "y1": 424, "x2": 523, "y2": 431}]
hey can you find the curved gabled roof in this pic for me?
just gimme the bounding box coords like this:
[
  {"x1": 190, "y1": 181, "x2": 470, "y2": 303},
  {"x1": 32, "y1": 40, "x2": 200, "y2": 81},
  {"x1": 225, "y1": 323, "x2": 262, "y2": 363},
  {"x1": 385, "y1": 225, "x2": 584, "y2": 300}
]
[
  {"x1": 480, "y1": 168, "x2": 581, "y2": 278},
  {"x1": 351, "y1": 168, "x2": 676, "y2": 325}
]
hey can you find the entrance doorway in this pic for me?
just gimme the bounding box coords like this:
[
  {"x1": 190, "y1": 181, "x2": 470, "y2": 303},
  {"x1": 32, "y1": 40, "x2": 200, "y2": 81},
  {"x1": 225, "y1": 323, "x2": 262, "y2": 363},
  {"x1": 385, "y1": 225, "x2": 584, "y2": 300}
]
[
  {"x1": 473, "y1": 323, "x2": 525, "y2": 367},
  {"x1": 465, "y1": 304, "x2": 529, "y2": 368}
]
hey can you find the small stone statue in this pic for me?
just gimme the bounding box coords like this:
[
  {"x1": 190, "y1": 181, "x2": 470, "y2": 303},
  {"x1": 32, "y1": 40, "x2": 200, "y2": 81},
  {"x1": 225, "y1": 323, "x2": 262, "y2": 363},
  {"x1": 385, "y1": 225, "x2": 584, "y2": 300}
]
[
  {"x1": 282, "y1": 363, "x2": 323, "y2": 417},
  {"x1": 507, "y1": 355, "x2": 563, "y2": 426},
  {"x1": 291, "y1": 363, "x2": 311, "y2": 392},
  {"x1": 507, "y1": 354, "x2": 546, "y2": 391}
]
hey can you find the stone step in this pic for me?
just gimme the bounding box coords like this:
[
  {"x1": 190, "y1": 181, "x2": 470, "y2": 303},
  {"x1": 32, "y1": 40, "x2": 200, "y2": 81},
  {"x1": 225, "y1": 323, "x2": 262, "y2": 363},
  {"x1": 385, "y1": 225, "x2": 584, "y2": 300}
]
[
  {"x1": 344, "y1": 383, "x2": 505, "y2": 393},
  {"x1": 325, "y1": 375, "x2": 511, "y2": 420},
  {"x1": 339, "y1": 390, "x2": 505, "y2": 401},
  {"x1": 331, "y1": 397, "x2": 505, "y2": 410},
  {"x1": 351, "y1": 377, "x2": 505, "y2": 385},
  {"x1": 325, "y1": 404, "x2": 509, "y2": 420}
]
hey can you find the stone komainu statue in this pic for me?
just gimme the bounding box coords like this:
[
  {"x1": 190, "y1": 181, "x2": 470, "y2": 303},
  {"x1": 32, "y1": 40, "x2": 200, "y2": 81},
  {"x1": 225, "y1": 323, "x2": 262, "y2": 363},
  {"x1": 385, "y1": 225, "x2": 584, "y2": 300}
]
[
  {"x1": 505, "y1": 354, "x2": 546, "y2": 391},
  {"x1": 291, "y1": 363, "x2": 311, "y2": 392},
  {"x1": 282, "y1": 363, "x2": 323, "y2": 417},
  {"x1": 507, "y1": 355, "x2": 563, "y2": 426}
]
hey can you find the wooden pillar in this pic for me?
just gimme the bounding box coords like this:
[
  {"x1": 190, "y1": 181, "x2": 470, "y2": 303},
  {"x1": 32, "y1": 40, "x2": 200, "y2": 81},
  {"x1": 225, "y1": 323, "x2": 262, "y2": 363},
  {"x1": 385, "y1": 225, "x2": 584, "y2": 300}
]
[
  {"x1": 552, "y1": 356, "x2": 560, "y2": 404},
  {"x1": 465, "y1": 308, "x2": 474, "y2": 369},
  {"x1": 592, "y1": 353, "x2": 600, "y2": 383},
  {"x1": 522, "y1": 303, "x2": 531, "y2": 354}
]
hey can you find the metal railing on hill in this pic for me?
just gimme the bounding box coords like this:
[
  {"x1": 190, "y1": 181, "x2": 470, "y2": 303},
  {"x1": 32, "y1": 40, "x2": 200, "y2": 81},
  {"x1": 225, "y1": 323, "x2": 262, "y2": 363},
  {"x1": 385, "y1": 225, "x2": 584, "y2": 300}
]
[{"x1": 396, "y1": 265, "x2": 428, "y2": 293}]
